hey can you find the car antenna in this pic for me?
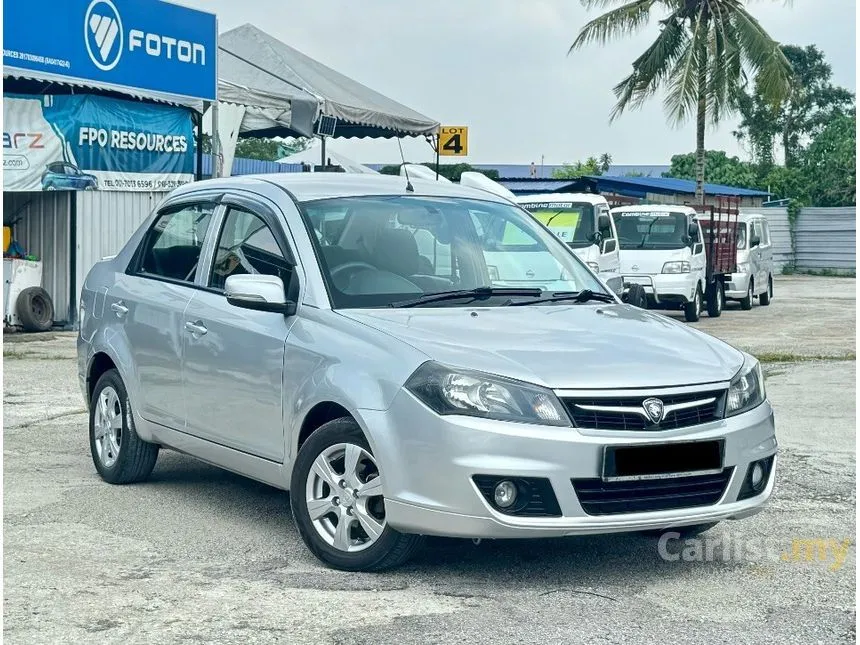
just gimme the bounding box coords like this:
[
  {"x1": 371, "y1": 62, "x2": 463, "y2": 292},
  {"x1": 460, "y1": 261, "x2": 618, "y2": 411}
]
[{"x1": 397, "y1": 139, "x2": 415, "y2": 192}]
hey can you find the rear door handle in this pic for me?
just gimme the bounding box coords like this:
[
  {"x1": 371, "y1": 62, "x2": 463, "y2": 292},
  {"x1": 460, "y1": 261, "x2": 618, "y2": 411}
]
[
  {"x1": 110, "y1": 301, "x2": 128, "y2": 318},
  {"x1": 185, "y1": 320, "x2": 208, "y2": 336}
]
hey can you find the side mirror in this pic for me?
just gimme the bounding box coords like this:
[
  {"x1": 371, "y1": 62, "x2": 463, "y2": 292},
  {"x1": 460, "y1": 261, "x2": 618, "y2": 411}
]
[
  {"x1": 750, "y1": 235, "x2": 761, "y2": 248},
  {"x1": 225, "y1": 274, "x2": 297, "y2": 315},
  {"x1": 597, "y1": 213, "x2": 612, "y2": 234},
  {"x1": 688, "y1": 222, "x2": 699, "y2": 240},
  {"x1": 602, "y1": 238, "x2": 617, "y2": 254}
]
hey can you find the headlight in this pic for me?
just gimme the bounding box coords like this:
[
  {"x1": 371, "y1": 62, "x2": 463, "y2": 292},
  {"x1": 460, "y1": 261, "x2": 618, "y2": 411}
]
[
  {"x1": 736, "y1": 262, "x2": 751, "y2": 274},
  {"x1": 405, "y1": 362, "x2": 571, "y2": 426},
  {"x1": 586, "y1": 262, "x2": 599, "y2": 272},
  {"x1": 726, "y1": 356, "x2": 766, "y2": 417},
  {"x1": 662, "y1": 261, "x2": 691, "y2": 274}
]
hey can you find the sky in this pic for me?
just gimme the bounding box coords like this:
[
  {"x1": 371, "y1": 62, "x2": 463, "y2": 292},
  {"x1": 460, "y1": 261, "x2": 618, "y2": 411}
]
[{"x1": 184, "y1": 0, "x2": 856, "y2": 166}]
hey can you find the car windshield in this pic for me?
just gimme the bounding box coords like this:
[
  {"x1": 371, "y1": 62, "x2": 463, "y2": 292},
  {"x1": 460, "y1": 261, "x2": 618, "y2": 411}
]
[
  {"x1": 518, "y1": 201, "x2": 596, "y2": 248},
  {"x1": 301, "y1": 195, "x2": 607, "y2": 309},
  {"x1": 614, "y1": 211, "x2": 689, "y2": 250}
]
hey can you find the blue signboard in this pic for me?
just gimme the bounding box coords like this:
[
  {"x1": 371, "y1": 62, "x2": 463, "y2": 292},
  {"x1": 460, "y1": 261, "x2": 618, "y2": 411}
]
[
  {"x1": 4, "y1": 94, "x2": 195, "y2": 192},
  {"x1": 3, "y1": 0, "x2": 217, "y2": 102}
]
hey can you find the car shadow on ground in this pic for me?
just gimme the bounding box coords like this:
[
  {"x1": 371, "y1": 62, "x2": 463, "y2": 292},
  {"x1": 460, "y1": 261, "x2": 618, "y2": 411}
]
[{"x1": 142, "y1": 450, "x2": 739, "y2": 589}]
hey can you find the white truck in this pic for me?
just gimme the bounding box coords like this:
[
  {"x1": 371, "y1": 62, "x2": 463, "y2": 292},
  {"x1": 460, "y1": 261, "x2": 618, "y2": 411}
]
[
  {"x1": 514, "y1": 193, "x2": 620, "y2": 278},
  {"x1": 723, "y1": 212, "x2": 774, "y2": 309},
  {"x1": 612, "y1": 202, "x2": 739, "y2": 322}
]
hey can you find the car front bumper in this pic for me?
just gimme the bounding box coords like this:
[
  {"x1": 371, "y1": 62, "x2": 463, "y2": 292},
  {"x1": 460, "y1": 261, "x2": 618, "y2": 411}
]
[
  {"x1": 725, "y1": 272, "x2": 752, "y2": 299},
  {"x1": 362, "y1": 388, "x2": 777, "y2": 539},
  {"x1": 621, "y1": 273, "x2": 697, "y2": 305}
]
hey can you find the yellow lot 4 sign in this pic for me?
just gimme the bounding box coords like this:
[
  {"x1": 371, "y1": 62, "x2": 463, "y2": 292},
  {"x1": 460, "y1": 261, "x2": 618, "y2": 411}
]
[{"x1": 439, "y1": 126, "x2": 468, "y2": 156}]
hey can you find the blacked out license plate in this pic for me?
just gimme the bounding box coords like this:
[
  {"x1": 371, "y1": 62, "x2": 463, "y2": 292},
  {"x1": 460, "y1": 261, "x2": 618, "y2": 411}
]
[{"x1": 601, "y1": 440, "x2": 724, "y2": 481}]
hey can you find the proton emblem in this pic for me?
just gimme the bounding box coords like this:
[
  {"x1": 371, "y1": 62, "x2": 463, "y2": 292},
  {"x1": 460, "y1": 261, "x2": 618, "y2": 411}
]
[
  {"x1": 525, "y1": 269, "x2": 535, "y2": 279},
  {"x1": 631, "y1": 264, "x2": 640, "y2": 271},
  {"x1": 642, "y1": 397, "x2": 664, "y2": 424}
]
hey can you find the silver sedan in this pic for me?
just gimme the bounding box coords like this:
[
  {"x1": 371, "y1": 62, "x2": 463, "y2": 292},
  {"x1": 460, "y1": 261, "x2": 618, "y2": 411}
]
[{"x1": 77, "y1": 173, "x2": 776, "y2": 571}]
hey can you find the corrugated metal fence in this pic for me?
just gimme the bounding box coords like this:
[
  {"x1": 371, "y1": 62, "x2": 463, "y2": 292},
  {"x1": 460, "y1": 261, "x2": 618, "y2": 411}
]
[
  {"x1": 75, "y1": 191, "x2": 169, "y2": 296},
  {"x1": 4, "y1": 191, "x2": 72, "y2": 323},
  {"x1": 795, "y1": 207, "x2": 856, "y2": 272}
]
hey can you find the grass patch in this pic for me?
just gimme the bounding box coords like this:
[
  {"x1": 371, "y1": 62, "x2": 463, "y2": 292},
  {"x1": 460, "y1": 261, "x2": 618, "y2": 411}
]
[{"x1": 755, "y1": 351, "x2": 856, "y2": 363}]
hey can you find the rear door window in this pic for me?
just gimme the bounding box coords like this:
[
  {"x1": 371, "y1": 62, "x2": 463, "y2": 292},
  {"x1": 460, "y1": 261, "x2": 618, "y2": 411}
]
[{"x1": 135, "y1": 203, "x2": 216, "y2": 283}]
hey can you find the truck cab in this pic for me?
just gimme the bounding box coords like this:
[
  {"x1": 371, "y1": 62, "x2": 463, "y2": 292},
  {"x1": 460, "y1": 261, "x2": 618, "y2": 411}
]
[
  {"x1": 612, "y1": 204, "x2": 708, "y2": 322},
  {"x1": 515, "y1": 193, "x2": 620, "y2": 280},
  {"x1": 724, "y1": 213, "x2": 774, "y2": 309}
]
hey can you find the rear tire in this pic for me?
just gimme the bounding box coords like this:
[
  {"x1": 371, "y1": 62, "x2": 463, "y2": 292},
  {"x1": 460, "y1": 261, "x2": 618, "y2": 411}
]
[
  {"x1": 760, "y1": 276, "x2": 772, "y2": 306},
  {"x1": 706, "y1": 282, "x2": 724, "y2": 318},
  {"x1": 625, "y1": 284, "x2": 648, "y2": 309},
  {"x1": 740, "y1": 279, "x2": 754, "y2": 310},
  {"x1": 89, "y1": 369, "x2": 159, "y2": 484},
  {"x1": 16, "y1": 286, "x2": 54, "y2": 332},
  {"x1": 290, "y1": 417, "x2": 425, "y2": 571},
  {"x1": 684, "y1": 286, "x2": 702, "y2": 322}
]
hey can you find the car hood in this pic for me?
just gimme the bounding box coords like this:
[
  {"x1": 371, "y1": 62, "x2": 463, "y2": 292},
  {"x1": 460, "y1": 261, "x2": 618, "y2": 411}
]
[
  {"x1": 339, "y1": 304, "x2": 744, "y2": 389},
  {"x1": 620, "y1": 249, "x2": 689, "y2": 275}
]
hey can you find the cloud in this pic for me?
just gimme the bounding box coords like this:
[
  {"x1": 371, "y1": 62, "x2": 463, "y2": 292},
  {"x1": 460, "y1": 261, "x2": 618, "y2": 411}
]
[{"x1": 191, "y1": 0, "x2": 857, "y2": 165}]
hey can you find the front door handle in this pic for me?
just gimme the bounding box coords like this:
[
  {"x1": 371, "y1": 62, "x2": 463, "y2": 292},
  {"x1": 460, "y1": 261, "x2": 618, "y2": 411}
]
[
  {"x1": 110, "y1": 301, "x2": 128, "y2": 318},
  {"x1": 185, "y1": 320, "x2": 208, "y2": 336}
]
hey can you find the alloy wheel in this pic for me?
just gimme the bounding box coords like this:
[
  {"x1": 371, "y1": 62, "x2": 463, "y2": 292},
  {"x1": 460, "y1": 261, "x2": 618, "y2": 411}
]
[
  {"x1": 305, "y1": 442, "x2": 386, "y2": 552},
  {"x1": 93, "y1": 386, "x2": 122, "y2": 468}
]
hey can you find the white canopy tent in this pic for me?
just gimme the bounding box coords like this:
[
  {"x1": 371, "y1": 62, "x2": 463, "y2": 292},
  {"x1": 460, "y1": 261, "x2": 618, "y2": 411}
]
[{"x1": 277, "y1": 141, "x2": 379, "y2": 175}]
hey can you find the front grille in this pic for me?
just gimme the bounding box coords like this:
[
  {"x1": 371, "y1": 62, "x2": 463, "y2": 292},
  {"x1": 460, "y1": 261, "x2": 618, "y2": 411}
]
[
  {"x1": 562, "y1": 390, "x2": 725, "y2": 431},
  {"x1": 572, "y1": 469, "x2": 733, "y2": 516},
  {"x1": 473, "y1": 475, "x2": 562, "y2": 517}
]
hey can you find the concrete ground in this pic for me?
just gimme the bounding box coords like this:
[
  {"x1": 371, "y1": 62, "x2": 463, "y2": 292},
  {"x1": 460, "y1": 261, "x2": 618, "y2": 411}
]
[{"x1": 3, "y1": 275, "x2": 856, "y2": 644}]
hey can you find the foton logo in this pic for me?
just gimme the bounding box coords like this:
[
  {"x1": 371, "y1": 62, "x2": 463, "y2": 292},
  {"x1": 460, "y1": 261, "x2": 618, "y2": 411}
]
[
  {"x1": 84, "y1": 0, "x2": 206, "y2": 71},
  {"x1": 85, "y1": 0, "x2": 123, "y2": 71}
]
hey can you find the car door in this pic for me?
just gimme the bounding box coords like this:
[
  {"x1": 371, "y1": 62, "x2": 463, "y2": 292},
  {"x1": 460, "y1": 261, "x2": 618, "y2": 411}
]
[
  {"x1": 750, "y1": 219, "x2": 764, "y2": 292},
  {"x1": 181, "y1": 194, "x2": 299, "y2": 462},
  {"x1": 759, "y1": 219, "x2": 773, "y2": 284},
  {"x1": 597, "y1": 205, "x2": 620, "y2": 274},
  {"x1": 107, "y1": 199, "x2": 217, "y2": 429}
]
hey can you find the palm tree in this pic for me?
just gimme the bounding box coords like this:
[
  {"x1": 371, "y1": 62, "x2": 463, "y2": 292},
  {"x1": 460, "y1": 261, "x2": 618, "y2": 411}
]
[{"x1": 570, "y1": 0, "x2": 792, "y2": 202}]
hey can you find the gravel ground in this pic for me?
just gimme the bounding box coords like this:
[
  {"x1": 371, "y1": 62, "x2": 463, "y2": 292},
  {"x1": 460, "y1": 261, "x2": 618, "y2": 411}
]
[{"x1": 3, "y1": 275, "x2": 856, "y2": 644}]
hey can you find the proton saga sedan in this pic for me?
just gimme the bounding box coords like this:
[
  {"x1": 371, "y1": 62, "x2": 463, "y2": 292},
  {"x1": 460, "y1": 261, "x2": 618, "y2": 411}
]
[{"x1": 77, "y1": 174, "x2": 777, "y2": 571}]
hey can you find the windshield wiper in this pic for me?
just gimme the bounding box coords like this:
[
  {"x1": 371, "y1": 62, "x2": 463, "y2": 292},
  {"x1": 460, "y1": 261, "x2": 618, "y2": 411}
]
[
  {"x1": 507, "y1": 289, "x2": 616, "y2": 306},
  {"x1": 389, "y1": 287, "x2": 542, "y2": 308}
]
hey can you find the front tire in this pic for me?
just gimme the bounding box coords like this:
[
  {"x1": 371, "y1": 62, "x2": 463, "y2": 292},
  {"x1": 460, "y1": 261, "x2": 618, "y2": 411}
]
[
  {"x1": 760, "y1": 276, "x2": 772, "y2": 306},
  {"x1": 625, "y1": 284, "x2": 648, "y2": 309},
  {"x1": 740, "y1": 279, "x2": 754, "y2": 310},
  {"x1": 89, "y1": 369, "x2": 159, "y2": 484},
  {"x1": 684, "y1": 285, "x2": 702, "y2": 322},
  {"x1": 706, "y1": 281, "x2": 724, "y2": 318},
  {"x1": 290, "y1": 417, "x2": 424, "y2": 571}
]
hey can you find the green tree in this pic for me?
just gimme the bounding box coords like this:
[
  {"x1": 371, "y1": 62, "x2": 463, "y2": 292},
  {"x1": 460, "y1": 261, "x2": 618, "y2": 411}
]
[
  {"x1": 734, "y1": 45, "x2": 855, "y2": 168},
  {"x1": 195, "y1": 136, "x2": 313, "y2": 161},
  {"x1": 665, "y1": 150, "x2": 760, "y2": 188},
  {"x1": 802, "y1": 113, "x2": 856, "y2": 206},
  {"x1": 569, "y1": 0, "x2": 792, "y2": 203},
  {"x1": 552, "y1": 155, "x2": 608, "y2": 179},
  {"x1": 598, "y1": 152, "x2": 613, "y2": 173}
]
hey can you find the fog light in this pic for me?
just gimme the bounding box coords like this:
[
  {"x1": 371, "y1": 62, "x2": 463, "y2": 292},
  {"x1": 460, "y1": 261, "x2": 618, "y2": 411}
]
[
  {"x1": 750, "y1": 462, "x2": 765, "y2": 489},
  {"x1": 494, "y1": 480, "x2": 518, "y2": 508}
]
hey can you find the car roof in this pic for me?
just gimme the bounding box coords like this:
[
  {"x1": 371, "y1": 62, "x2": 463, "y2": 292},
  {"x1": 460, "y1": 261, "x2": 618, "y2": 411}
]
[
  {"x1": 610, "y1": 204, "x2": 698, "y2": 215},
  {"x1": 515, "y1": 193, "x2": 609, "y2": 206},
  {"x1": 169, "y1": 173, "x2": 512, "y2": 205}
]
